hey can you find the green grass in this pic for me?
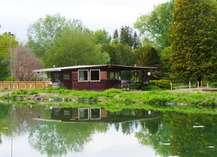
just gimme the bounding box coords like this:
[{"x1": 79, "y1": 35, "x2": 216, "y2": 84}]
[{"x1": 2, "y1": 88, "x2": 217, "y2": 107}]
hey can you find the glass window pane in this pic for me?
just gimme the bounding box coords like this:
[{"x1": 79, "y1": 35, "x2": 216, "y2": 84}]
[
  {"x1": 64, "y1": 110, "x2": 70, "y2": 116},
  {"x1": 79, "y1": 108, "x2": 89, "y2": 120},
  {"x1": 109, "y1": 72, "x2": 114, "y2": 79},
  {"x1": 91, "y1": 108, "x2": 100, "y2": 119},
  {"x1": 63, "y1": 73, "x2": 70, "y2": 80},
  {"x1": 91, "y1": 70, "x2": 100, "y2": 81},
  {"x1": 79, "y1": 70, "x2": 88, "y2": 81}
]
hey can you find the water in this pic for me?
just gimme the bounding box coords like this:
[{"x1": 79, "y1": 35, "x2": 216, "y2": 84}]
[{"x1": 0, "y1": 103, "x2": 216, "y2": 157}]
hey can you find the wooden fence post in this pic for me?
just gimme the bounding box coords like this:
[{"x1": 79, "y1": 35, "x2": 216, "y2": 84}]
[
  {"x1": 189, "y1": 81, "x2": 191, "y2": 89},
  {"x1": 170, "y1": 82, "x2": 172, "y2": 90}
]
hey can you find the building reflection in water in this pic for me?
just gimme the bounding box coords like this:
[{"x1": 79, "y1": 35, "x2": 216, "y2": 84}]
[{"x1": 46, "y1": 107, "x2": 161, "y2": 123}]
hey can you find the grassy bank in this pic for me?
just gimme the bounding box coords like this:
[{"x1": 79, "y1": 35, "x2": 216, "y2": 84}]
[{"x1": 1, "y1": 88, "x2": 217, "y2": 107}]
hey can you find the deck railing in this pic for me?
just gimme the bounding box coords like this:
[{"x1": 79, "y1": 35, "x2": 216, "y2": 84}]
[{"x1": 0, "y1": 81, "x2": 51, "y2": 90}]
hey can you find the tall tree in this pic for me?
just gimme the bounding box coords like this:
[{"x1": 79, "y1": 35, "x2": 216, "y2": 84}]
[
  {"x1": 113, "y1": 29, "x2": 119, "y2": 39},
  {"x1": 26, "y1": 14, "x2": 82, "y2": 60},
  {"x1": 169, "y1": 0, "x2": 217, "y2": 83},
  {"x1": 102, "y1": 44, "x2": 135, "y2": 66},
  {"x1": 45, "y1": 27, "x2": 110, "y2": 67},
  {"x1": 134, "y1": 0, "x2": 175, "y2": 49},
  {"x1": 94, "y1": 29, "x2": 111, "y2": 44},
  {"x1": 13, "y1": 45, "x2": 44, "y2": 81},
  {"x1": 0, "y1": 33, "x2": 18, "y2": 81},
  {"x1": 136, "y1": 45, "x2": 162, "y2": 79},
  {"x1": 120, "y1": 26, "x2": 133, "y2": 48}
]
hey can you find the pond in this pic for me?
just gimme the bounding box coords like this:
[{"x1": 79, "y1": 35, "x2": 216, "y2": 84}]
[{"x1": 0, "y1": 103, "x2": 216, "y2": 157}]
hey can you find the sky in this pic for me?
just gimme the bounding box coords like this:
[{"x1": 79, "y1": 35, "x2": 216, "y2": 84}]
[{"x1": 0, "y1": 0, "x2": 170, "y2": 42}]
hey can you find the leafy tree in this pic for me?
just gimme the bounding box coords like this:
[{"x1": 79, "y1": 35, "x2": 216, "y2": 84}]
[
  {"x1": 45, "y1": 27, "x2": 110, "y2": 67},
  {"x1": 94, "y1": 29, "x2": 111, "y2": 44},
  {"x1": 26, "y1": 14, "x2": 82, "y2": 60},
  {"x1": 169, "y1": 0, "x2": 217, "y2": 83},
  {"x1": 102, "y1": 43, "x2": 135, "y2": 66},
  {"x1": 29, "y1": 121, "x2": 108, "y2": 156},
  {"x1": 134, "y1": 0, "x2": 175, "y2": 49},
  {"x1": 136, "y1": 45, "x2": 162, "y2": 79},
  {"x1": 161, "y1": 47, "x2": 173, "y2": 79},
  {"x1": 0, "y1": 33, "x2": 18, "y2": 80},
  {"x1": 13, "y1": 45, "x2": 44, "y2": 81}
]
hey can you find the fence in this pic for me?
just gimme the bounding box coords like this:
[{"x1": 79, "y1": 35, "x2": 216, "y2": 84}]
[{"x1": 0, "y1": 81, "x2": 51, "y2": 90}]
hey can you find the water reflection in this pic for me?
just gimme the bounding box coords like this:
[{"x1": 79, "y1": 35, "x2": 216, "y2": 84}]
[{"x1": 0, "y1": 103, "x2": 217, "y2": 157}]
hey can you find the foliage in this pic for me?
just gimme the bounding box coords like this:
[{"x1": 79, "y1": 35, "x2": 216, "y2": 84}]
[
  {"x1": 26, "y1": 14, "x2": 81, "y2": 60},
  {"x1": 141, "y1": 85, "x2": 162, "y2": 91},
  {"x1": 45, "y1": 27, "x2": 110, "y2": 67},
  {"x1": 161, "y1": 47, "x2": 173, "y2": 79},
  {"x1": 104, "y1": 88, "x2": 123, "y2": 97},
  {"x1": 102, "y1": 43, "x2": 136, "y2": 66},
  {"x1": 5, "y1": 88, "x2": 217, "y2": 107},
  {"x1": 94, "y1": 29, "x2": 111, "y2": 44},
  {"x1": 149, "y1": 80, "x2": 171, "y2": 89},
  {"x1": 209, "y1": 82, "x2": 217, "y2": 88},
  {"x1": 13, "y1": 45, "x2": 44, "y2": 81},
  {"x1": 134, "y1": 0, "x2": 175, "y2": 49},
  {"x1": 169, "y1": 0, "x2": 217, "y2": 82},
  {"x1": 0, "y1": 33, "x2": 18, "y2": 80},
  {"x1": 136, "y1": 45, "x2": 162, "y2": 79},
  {"x1": 113, "y1": 29, "x2": 119, "y2": 39}
]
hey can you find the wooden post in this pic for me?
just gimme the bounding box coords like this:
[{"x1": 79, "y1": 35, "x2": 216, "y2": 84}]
[
  {"x1": 207, "y1": 82, "x2": 209, "y2": 88},
  {"x1": 189, "y1": 81, "x2": 191, "y2": 89},
  {"x1": 197, "y1": 81, "x2": 199, "y2": 88},
  {"x1": 170, "y1": 82, "x2": 172, "y2": 90},
  {"x1": 201, "y1": 81, "x2": 202, "y2": 88}
]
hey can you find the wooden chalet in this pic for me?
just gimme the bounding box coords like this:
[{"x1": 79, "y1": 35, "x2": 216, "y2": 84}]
[{"x1": 33, "y1": 65, "x2": 157, "y2": 91}]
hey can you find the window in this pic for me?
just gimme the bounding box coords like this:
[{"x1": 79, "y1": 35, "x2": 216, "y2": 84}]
[
  {"x1": 109, "y1": 72, "x2": 120, "y2": 80},
  {"x1": 78, "y1": 108, "x2": 89, "y2": 120},
  {"x1": 78, "y1": 70, "x2": 88, "y2": 81},
  {"x1": 90, "y1": 70, "x2": 100, "y2": 81},
  {"x1": 63, "y1": 73, "x2": 70, "y2": 80},
  {"x1": 64, "y1": 110, "x2": 70, "y2": 116},
  {"x1": 90, "y1": 108, "x2": 101, "y2": 120}
]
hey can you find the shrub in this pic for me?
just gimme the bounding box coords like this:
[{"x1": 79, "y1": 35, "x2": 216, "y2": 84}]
[
  {"x1": 149, "y1": 80, "x2": 171, "y2": 89},
  {"x1": 141, "y1": 85, "x2": 162, "y2": 91},
  {"x1": 104, "y1": 88, "x2": 122, "y2": 97},
  {"x1": 210, "y1": 82, "x2": 217, "y2": 88}
]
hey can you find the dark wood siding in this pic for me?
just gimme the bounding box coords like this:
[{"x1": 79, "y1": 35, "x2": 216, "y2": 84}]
[{"x1": 71, "y1": 80, "x2": 121, "y2": 91}]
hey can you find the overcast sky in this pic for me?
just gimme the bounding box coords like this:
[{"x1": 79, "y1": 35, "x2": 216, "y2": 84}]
[{"x1": 0, "y1": 0, "x2": 170, "y2": 42}]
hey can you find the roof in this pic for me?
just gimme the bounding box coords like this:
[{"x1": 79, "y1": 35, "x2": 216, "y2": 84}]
[{"x1": 33, "y1": 65, "x2": 157, "y2": 73}]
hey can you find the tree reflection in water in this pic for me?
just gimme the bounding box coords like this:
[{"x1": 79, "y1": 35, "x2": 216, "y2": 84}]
[
  {"x1": 0, "y1": 103, "x2": 217, "y2": 157},
  {"x1": 28, "y1": 122, "x2": 108, "y2": 156}
]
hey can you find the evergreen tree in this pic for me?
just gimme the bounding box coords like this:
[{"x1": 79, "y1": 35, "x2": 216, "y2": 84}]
[
  {"x1": 169, "y1": 0, "x2": 217, "y2": 82},
  {"x1": 120, "y1": 26, "x2": 133, "y2": 48},
  {"x1": 132, "y1": 31, "x2": 139, "y2": 49},
  {"x1": 113, "y1": 29, "x2": 119, "y2": 39}
]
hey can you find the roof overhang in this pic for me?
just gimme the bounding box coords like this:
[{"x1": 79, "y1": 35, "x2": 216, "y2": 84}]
[{"x1": 33, "y1": 65, "x2": 157, "y2": 73}]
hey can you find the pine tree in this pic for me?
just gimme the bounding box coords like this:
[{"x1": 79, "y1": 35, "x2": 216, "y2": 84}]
[{"x1": 113, "y1": 29, "x2": 119, "y2": 39}]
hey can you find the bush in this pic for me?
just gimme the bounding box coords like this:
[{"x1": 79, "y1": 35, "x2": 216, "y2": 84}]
[
  {"x1": 210, "y1": 82, "x2": 217, "y2": 88},
  {"x1": 149, "y1": 80, "x2": 171, "y2": 89},
  {"x1": 104, "y1": 88, "x2": 122, "y2": 97},
  {"x1": 141, "y1": 85, "x2": 162, "y2": 91}
]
